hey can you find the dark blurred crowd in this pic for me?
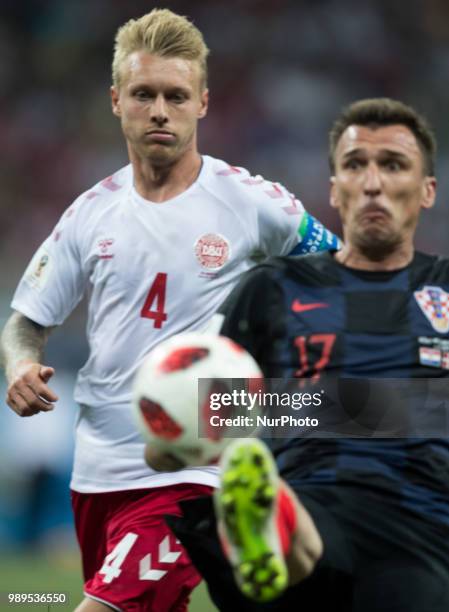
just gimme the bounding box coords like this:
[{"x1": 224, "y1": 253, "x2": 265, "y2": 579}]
[{"x1": 1, "y1": 0, "x2": 449, "y2": 278}]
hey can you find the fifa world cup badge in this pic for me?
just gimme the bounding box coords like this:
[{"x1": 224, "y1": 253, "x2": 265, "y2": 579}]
[{"x1": 24, "y1": 247, "x2": 52, "y2": 291}]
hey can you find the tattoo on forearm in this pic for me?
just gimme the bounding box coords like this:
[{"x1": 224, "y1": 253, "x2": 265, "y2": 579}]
[{"x1": 0, "y1": 312, "x2": 51, "y2": 379}]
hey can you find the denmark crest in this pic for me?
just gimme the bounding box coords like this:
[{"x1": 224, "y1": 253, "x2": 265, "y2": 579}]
[
  {"x1": 194, "y1": 233, "x2": 230, "y2": 270},
  {"x1": 414, "y1": 286, "x2": 449, "y2": 333}
]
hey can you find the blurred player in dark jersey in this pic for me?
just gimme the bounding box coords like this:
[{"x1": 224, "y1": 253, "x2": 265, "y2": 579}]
[{"x1": 166, "y1": 98, "x2": 449, "y2": 611}]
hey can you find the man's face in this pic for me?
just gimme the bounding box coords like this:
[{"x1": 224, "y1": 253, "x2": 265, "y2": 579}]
[
  {"x1": 330, "y1": 124, "x2": 436, "y2": 260},
  {"x1": 111, "y1": 52, "x2": 208, "y2": 166}
]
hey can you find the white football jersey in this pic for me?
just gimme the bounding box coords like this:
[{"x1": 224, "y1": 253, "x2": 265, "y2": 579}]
[{"x1": 11, "y1": 155, "x2": 338, "y2": 492}]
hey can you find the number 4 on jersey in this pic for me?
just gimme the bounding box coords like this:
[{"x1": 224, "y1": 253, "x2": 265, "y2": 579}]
[
  {"x1": 98, "y1": 532, "x2": 182, "y2": 584},
  {"x1": 140, "y1": 273, "x2": 168, "y2": 329},
  {"x1": 99, "y1": 532, "x2": 138, "y2": 583}
]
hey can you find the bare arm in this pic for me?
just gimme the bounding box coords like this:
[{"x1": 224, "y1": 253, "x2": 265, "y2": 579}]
[{"x1": 1, "y1": 311, "x2": 58, "y2": 416}]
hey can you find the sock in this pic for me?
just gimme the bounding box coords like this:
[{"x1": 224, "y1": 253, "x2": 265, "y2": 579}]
[{"x1": 276, "y1": 485, "x2": 298, "y2": 556}]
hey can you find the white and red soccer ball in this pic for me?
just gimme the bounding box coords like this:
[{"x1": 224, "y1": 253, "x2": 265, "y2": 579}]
[{"x1": 132, "y1": 333, "x2": 263, "y2": 466}]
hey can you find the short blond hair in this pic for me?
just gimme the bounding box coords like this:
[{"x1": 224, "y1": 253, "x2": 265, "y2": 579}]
[{"x1": 112, "y1": 8, "x2": 209, "y2": 89}]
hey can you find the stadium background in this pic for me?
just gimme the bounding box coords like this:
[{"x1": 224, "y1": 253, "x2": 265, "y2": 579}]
[{"x1": 0, "y1": 0, "x2": 448, "y2": 609}]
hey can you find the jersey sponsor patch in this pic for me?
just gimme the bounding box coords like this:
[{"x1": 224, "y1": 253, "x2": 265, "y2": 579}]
[
  {"x1": 414, "y1": 286, "x2": 449, "y2": 333},
  {"x1": 194, "y1": 233, "x2": 230, "y2": 270},
  {"x1": 418, "y1": 336, "x2": 449, "y2": 369},
  {"x1": 24, "y1": 247, "x2": 52, "y2": 292}
]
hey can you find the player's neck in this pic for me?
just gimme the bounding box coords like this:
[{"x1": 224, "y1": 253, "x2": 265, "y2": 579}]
[
  {"x1": 130, "y1": 148, "x2": 203, "y2": 203},
  {"x1": 334, "y1": 243, "x2": 414, "y2": 271}
]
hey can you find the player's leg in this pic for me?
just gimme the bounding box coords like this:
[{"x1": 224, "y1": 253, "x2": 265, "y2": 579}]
[
  {"x1": 344, "y1": 491, "x2": 449, "y2": 612},
  {"x1": 215, "y1": 438, "x2": 323, "y2": 602},
  {"x1": 74, "y1": 598, "x2": 116, "y2": 612},
  {"x1": 72, "y1": 486, "x2": 212, "y2": 612}
]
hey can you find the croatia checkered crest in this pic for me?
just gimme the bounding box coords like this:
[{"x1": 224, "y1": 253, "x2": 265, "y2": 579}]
[
  {"x1": 414, "y1": 286, "x2": 449, "y2": 333},
  {"x1": 132, "y1": 332, "x2": 263, "y2": 466}
]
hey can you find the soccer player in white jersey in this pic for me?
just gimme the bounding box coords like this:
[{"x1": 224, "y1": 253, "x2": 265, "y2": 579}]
[{"x1": 1, "y1": 9, "x2": 339, "y2": 612}]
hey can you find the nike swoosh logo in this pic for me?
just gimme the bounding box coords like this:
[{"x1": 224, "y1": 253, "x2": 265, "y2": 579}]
[{"x1": 291, "y1": 299, "x2": 329, "y2": 313}]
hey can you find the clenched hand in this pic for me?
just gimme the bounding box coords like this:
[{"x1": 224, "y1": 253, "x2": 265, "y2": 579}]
[{"x1": 6, "y1": 360, "x2": 59, "y2": 417}]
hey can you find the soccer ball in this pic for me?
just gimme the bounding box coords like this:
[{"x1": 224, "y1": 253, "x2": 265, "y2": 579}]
[{"x1": 132, "y1": 332, "x2": 263, "y2": 466}]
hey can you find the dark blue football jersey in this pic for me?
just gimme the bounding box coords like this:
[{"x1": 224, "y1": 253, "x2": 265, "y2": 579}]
[{"x1": 219, "y1": 250, "x2": 449, "y2": 527}]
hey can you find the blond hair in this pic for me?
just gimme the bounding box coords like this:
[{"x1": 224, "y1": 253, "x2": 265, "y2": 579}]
[{"x1": 112, "y1": 8, "x2": 209, "y2": 89}]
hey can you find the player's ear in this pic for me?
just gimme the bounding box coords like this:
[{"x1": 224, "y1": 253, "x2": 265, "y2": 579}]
[
  {"x1": 421, "y1": 176, "x2": 436, "y2": 210},
  {"x1": 198, "y1": 88, "x2": 209, "y2": 119},
  {"x1": 111, "y1": 86, "x2": 121, "y2": 118},
  {"x1": 329, "y1": 176, "x2": 338, "y2": 209}
]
